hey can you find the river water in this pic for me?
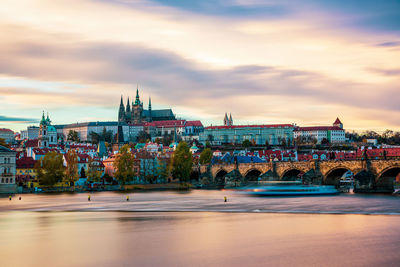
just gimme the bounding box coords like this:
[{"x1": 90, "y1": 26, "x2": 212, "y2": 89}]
[{"x1": 1, "y1": 191, "x2": 400, "y2": 266}]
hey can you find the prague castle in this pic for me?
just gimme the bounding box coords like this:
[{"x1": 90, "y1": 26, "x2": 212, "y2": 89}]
[{"x1": 118, "y1": 88, "x2": 175, "y2": 124}]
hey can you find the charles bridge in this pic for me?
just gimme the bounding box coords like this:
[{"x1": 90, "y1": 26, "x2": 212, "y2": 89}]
[{"x1": 197, "y1": 159, "x2": 400, "y2": 192}]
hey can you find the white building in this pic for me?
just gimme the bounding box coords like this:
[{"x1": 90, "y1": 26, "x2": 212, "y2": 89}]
[
  {"x1": 0, "y1": 128, "x2": 14, "y2": 143},
  {"x1": 56, "y1": 122, "x2": 143, "y2": 143},
  {"x1": 0, "y1": 145, "x2": 17, "y2": 193},
  {"x1": 293, "y1": 118, "x2": 345, "y2": 144}
]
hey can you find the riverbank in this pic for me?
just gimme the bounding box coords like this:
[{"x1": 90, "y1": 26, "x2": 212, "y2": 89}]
[{"x1": 8, "y1": 182, "x2": 195, "y2": 195}]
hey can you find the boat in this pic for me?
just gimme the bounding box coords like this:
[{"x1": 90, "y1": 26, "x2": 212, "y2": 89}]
[{"x1": 235, "y1": 181, "x2": 339, "y2": 196}]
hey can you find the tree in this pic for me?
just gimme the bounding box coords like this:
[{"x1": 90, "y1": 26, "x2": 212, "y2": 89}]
[
  {"x1": 64, "y1": 149, "x2": 79, "y2": 186},
  {"x1": 321, "y1": 138, "x2": 330, "y2": 145},
  {"x1": 89, "y1": 132, "x2": 101, "y2": 144},
  {"x1": 205, "y1": 141, "x2": 211, "y2": 148},
  {"x1": 199, "y1": 148, "x2": 212, "y2": 164},
  {"x1": 171, "y1": 141, "x2": 193, "y2": 182},
  {"x1": 242, "y1": 139, "x2": 251, "y2": 148},
  {"x1": 67, "y1": 130, "x2": 80, "y2": 142},
  {"x1": 137, "y1": 131, "x2": 151, "y2": 143},
  {"x1": 113, "y1": 144, "x2": 135, "y2": 184},
  {"x1": 35, "y1": 151, "x2": 65, "y2": 186}
]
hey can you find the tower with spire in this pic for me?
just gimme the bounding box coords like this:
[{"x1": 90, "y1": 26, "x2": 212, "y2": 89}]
[
  {"x1": 38, "y1": 111, "x2": 57, "y2": 148},
  {"x1": 224, "y1": 113, "x2": 228, "y2": 126},
  {"x1": 125, "y1": 96, "x2": 131, "y2": 122},
  {"x1": 118, "y1": 95, "x2": 125, "y2": 123},
  {"x1": 229, "y1": 113, "x2": 233, "y2": 126},
  {"x1": 148, "y1": 96, "x2": 152, "y2": 122},
  {"x1": 132, "y1": 86, "x2": 144, "y2": 123}
]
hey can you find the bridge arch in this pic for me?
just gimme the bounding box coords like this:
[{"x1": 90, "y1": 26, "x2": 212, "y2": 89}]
[
  {"x1": 244, "y1": 169, "x2": 262, "y2": 181},
  {"x1": 214, "y1": 169, "x2": 228, "y2": 186},
  {"x1": 281, "y1": 169, "x2": 304, "y2": 181},
  {"x1": 324, "y1": 167, "x2": 353, "y2": 186},
  {"x1": 375, "y1": 166, "x2": 400, "y2": 192}
]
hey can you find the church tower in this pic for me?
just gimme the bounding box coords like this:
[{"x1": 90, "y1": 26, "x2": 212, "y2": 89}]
[
  {"x1": 132, "y1": 86, "x2": 143, "y2": 124},
  {"x1": 148, "y1": 96, "x2": 152, "y2": 122},
  {"x1": 118, "y1": 95, "x2": 125, "y2": 122},
  {"x1": 229, "y1": 113, "x2": 233, "y2": 126},
  {"x1": 223, "y1": 113, "x2": 228, "y2": 126},
  {"x1": 125, "y1": 96, "x2": 131, "y2": 123}
]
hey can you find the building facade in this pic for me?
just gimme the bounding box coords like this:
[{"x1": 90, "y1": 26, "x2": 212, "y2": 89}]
[
  {"x1": 0, "y1": 145, "x2": 17, "y2": 193},
  {"x1": 199, "y1": 124, "x2": 295, "y2": 146},
  {"x1": 0, "y1": 128, "x2": 14, "y2": 143},
  {"x1": 293, "y1": 118, "x2": 345, "y2": 144}
]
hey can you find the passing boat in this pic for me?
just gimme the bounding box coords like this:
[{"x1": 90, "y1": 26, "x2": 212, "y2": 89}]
[{"x1": 236, "y1": 181, "x2": 339, "y2": 196}]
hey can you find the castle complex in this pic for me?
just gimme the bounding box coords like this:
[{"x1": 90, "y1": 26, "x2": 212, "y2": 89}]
[{"x1": 118, "y1": 88, "x2": 176, "y2": 124}]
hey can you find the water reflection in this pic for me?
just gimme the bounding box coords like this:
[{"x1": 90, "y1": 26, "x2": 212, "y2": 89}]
[{"x1": 0, "y1": 212, "x2": 400, "y2": 267}]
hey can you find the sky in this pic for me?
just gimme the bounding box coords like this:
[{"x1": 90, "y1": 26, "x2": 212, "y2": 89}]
[{"x1": 0, "y1": 0, "x2": 400, "y2": 133}]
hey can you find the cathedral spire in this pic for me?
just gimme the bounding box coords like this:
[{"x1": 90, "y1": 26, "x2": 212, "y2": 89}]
[
  {"x1": 224, "y1": 112, "x2": 228, "y2": 126},
  {"x1": 126, "y1": 96, "x2": 131, "y2": 112},
  {"x1": 148, "y1": 96, "x2": 152, "y2": 110},
  {"x1": 134, "y1": 85, "x2": 140, "y2": 105},
  {"x1": 118, "y1": 95, "x2": 125, "y2": 122},
  {"x1": 148, "y1": 96, "x2": 152, "y2": 122},
  {"x1": 229, "y1": 113, "x2": 233, "y2": 126}
]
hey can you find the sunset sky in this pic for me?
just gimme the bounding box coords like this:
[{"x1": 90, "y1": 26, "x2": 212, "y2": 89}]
[{"x1": 1, "y1": 0, "x2": 399, "y2": 132}]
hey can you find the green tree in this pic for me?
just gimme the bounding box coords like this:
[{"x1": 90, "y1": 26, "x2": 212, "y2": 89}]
[
  {"x1": 64, "y1": 149, "x2": 79, "y2": 186},
  {"x1": 205, "y1": 141, "x2": 211, "y2": 148},
  {"x1": 89, "y1": 132, "x2": 100, "y2": 144},
  {"x1": 67, "y1": 130, "x2": 80, "y2": 142},
  {"x1": 171, "y1": 141, "x2": 193, "y2": 182},
  {"x1": 137, "y1": 131, "x2": 151, "y2": 143},
  {"x1": 113, "y1": 144, "x2": 135, "y2": 184},
  {"x1": 242, "y1": 139, "x2": 251, "y2": 148},
  {"x1": 35, "y1": 151, "x2": 65, "y2": 186},
  {"x1": 199, "y1": 148, "x2": 212, "y2": 164}
]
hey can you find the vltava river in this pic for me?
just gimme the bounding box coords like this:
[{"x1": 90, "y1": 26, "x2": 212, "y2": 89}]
[{"x1": 1, "y1": 191, "x2": 400, "y2": 266}]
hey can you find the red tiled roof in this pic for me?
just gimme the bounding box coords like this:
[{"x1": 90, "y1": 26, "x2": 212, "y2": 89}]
[
  {"x1": 0, "y1": 128, "x2": 14, "y2": 133},
  {"x1": 32, "y1": 148, "x2": 60, "y2": 155},
  {"x1": 24, "y1": 139, "x2": 39, "y2": 148},
  {"x1": 145, "y1": 120, "x2": 186, "y2": 128},
  {"x1": 185, "y1": 120, "x2": 203, "y2": 127},
  {"x1": 77, "y1": 153, "x2": 91, "y2": 163},
  {"x1": 206, "y1": 124, "x2": 294, "y2": 130},
  {"x1": 16, "y1": 157, "x2": 36, "y2": 168},
  {"x1": 294, "y1": 126, "x2": 344, "y2": 131},
  {"x1": 334, "y1": 117, "x2": 342, "y2": 124}
]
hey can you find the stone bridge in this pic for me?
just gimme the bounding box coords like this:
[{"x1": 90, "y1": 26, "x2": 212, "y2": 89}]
[{"x1": 197, "y1": 159, "x2": 400, "y2": 192}]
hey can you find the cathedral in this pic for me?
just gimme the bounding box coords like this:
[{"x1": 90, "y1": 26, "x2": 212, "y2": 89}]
[{"x1": 118, "y1": 88, "x2": 176, "y2": 124}]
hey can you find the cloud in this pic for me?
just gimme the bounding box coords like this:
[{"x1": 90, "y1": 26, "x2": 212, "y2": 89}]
[
  {"x1": 367, "y1": 68, "x2": 400, "y2": 76},
  {"x1": 0, "y1": 115, "x2": 38, "y2": 123},
  {"x1": 375, "y1": 41, "x2": 400, "y2": 47}
]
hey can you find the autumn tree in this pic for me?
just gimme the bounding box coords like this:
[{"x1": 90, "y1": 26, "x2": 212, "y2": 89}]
[
  {"x1": 199, "y1": 148, "x2": 212, "y2": 165},
  {"x1": 171, "y1": 141, "x2": 193, "y2": 182},
  {"x1": 113, "y1": 144, "x2": 135, "y2": 185},
  {"x1": 64, "y1": 149, "x2": 79, "y2": 186},
  {"x1": 35, "y1": 151, "x2": 65, "y2": 186}
]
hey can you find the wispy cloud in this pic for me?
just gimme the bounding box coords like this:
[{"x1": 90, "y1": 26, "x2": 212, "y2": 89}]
[
  {"x1": 0, "y1": 115, "x2": 38, "y2": 123},
  {"x1": 0, "y1": 0, "x2": 399, "y2": 131}
]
